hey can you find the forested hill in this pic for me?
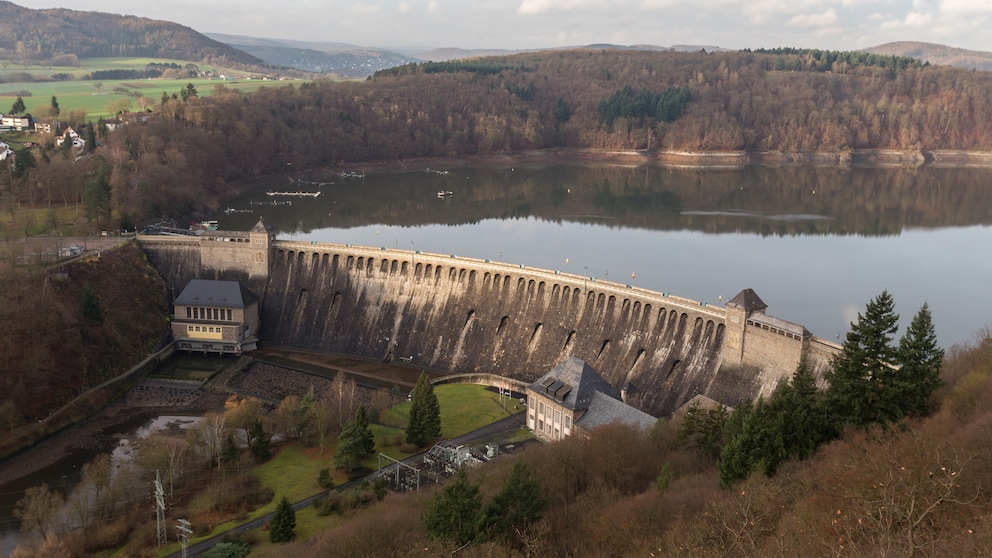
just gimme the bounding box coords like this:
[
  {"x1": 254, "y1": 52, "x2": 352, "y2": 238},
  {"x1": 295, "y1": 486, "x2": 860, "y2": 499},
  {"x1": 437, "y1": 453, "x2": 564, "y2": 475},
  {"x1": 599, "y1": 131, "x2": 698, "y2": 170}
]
[
  {"x1": 0, "y1": 0, "x2": 261, "y2": 65},
  {"x1": 12, "y1": 48, "x2": 992, "y2": 225}
]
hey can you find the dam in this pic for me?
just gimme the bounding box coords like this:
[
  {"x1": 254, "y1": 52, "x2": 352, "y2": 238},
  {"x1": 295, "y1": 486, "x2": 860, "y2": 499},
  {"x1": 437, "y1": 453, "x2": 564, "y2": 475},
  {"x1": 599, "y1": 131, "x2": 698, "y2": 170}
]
[{"x1": 139, "y1": 219, "x2": 839, "y2": 417}]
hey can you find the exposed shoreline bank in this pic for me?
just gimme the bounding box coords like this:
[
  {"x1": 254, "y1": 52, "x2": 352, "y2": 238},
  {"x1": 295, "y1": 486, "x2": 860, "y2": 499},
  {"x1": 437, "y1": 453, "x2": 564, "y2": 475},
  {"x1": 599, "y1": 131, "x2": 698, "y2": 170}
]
[{"x1": 318, "y1": 147, "x2": 992, "y2": 176}]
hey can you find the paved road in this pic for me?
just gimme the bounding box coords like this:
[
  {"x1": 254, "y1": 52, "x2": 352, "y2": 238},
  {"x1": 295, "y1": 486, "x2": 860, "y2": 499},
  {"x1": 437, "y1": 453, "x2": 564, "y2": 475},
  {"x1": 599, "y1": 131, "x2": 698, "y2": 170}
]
[{"x1": 165, "y1": 412, "x2": 527, "y2": 557}]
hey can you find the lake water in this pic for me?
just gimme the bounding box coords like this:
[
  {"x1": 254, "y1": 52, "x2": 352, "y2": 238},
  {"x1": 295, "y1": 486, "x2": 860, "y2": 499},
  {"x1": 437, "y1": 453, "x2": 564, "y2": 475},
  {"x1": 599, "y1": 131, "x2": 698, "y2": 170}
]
[{"x1": 220, "y1": 163, "x2": 992, "y2": 349}]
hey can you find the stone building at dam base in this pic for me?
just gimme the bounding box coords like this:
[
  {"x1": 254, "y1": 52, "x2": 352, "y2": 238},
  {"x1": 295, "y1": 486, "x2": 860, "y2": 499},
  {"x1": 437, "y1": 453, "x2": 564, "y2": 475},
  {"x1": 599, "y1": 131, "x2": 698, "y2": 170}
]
[{"x1": 138, "y1": 219, "x2": 840, "y2": 418}]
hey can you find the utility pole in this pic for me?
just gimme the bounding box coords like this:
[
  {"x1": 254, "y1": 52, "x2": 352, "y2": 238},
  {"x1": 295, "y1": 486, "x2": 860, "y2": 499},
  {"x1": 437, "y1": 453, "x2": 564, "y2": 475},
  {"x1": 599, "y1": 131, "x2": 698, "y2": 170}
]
[
  {"x1": 155, "y1": 470, "x2": 166, "y2": 546},
  {"x1": 176, "y1": 519, "x2": 192, "y2": 558}
]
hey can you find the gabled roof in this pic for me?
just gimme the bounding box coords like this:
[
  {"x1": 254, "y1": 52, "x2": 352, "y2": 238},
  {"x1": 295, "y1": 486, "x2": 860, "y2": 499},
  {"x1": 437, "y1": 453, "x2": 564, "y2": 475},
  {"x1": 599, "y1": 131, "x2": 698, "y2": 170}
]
[
  {"x1": 251, "y1": 217, "x2": 273, "y2": 234},
  {"x1": 574, "y1": 391, "x2": 657, "y2": 431},
  {"x1": 528, "y1": 356, "x2": 621, "y2": 412},
  {"x1": 174, "y1": 279, "x2": 257, "y2": 308},
  {"x1": 726, "y1": 288, "x2": 767, "y2": 313}
]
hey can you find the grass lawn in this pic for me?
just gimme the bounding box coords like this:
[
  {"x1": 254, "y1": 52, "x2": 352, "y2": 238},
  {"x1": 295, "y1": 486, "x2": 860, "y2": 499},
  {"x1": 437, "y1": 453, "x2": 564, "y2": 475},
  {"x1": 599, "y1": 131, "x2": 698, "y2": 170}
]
[
  {"x1": 0, "y1": 57, "x2": 306, "y2": 119},
  {"x1": 381, "y1": 383, "x2": 521, "y2": 439}
]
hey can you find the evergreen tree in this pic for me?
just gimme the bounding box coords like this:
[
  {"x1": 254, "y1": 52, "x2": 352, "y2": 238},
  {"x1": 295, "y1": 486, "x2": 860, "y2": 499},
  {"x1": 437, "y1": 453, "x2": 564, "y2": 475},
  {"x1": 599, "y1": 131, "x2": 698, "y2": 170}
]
[
  {"x1": 82, "y1": 163, "x2": 112, "y2": 223},
  {"x1": 776, "y1": 355, "x2": 828, "y2": 460},
  {"x1": 825, "y1": 290, "x2": 901, "y2": 428},
  {"x1": 552, "y1": 97, "x2": 571, "y2": 123},
  {"x1": 249, "y1": 419, "x2": 270, "y2": 461},
  {"x1": 221, "y1": 432, "x2": 240, "y2": 472},
  {"x1": 11, "y1": 147, "x2": 36, "y2": 179},
  {"x1": 423, "y1": 467, "x2": 482, "y2": 545},
  {"x1": 50, "y1": 95, "x2": 59, "y2": 117},
  {"x1": 80, "y1": 284, "x2": 103, "y2": 323},
  {"x1": 406, "y1": 372, "x2": 441, "y2": 447},
  {"x1": 896, "y1": 303, "x2": 944, "y2": 417},
  {"x1": 355, "y1": 404, "x2": 376, "y2": 456},
  {"x1": 678, "y1": 402, "x2": 730, "y2": 460},
  {"x1": 181, "y1": 82, "x2": 198, "y2": 102},
  {"x1": 297, "y1": 386, "x2": 316, "y2": 444},
  {"x1": 269, "y1": 496, "x2": 296, "y2": 543},
  {"x1": 481, "y1": 460, "x2": 546, "y2": 546},
  {"x1": 718, "y1": 399, "x2": 785, "y2": 486},
  {"x1": 9, "y1": 96, "x2": 25, "y2": 115},
  {"x1": 333, "y1": 406, "x2": 375, "y2": 472},
  {"x1": 85, "y1": 124, "x2": 97, "y2": 152}
]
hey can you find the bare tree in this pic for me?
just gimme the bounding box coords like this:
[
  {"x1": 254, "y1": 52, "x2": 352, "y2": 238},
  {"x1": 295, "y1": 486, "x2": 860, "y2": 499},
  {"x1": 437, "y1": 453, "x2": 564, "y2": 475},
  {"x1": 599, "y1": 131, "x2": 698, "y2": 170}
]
[{"x1": 14, "y1": 483, "x2": 64, "y2": 537}]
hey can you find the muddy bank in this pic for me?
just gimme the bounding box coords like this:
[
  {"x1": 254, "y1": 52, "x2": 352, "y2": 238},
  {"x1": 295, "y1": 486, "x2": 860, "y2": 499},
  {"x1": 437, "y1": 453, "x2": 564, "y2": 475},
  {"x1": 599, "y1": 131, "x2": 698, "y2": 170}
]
[{"x1": 0, "y1": 382, "x2": 226, "y2": 487}]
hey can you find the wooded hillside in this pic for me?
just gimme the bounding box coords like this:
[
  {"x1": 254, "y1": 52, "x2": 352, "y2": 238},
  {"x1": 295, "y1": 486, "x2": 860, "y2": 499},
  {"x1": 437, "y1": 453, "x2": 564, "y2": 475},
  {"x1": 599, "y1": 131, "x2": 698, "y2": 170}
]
[{"x1": 0, "y1": 0, "x2": 261, "y2": 66}]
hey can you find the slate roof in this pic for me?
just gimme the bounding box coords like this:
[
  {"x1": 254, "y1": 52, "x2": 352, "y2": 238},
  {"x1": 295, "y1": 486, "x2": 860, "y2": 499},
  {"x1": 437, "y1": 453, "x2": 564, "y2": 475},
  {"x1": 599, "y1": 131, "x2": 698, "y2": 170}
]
[
  {"x1": 174, "y1": 279, "x2": 257, "y2": 308},
  {"x1": 251, "y1": 217, "x2": 273, "y2": 234},
  {"x1": 726, "y1": 288, "x2": 768, "y2": 313},
  {"x1": 529, "y1": 356, "x2": 621, "y2": 411},
  {"x1": 529, "y1": 356, "x2": 657, "y2": 432},
  {"x1": 574, "y1": 391, "x2": 657, "y2": 431}
]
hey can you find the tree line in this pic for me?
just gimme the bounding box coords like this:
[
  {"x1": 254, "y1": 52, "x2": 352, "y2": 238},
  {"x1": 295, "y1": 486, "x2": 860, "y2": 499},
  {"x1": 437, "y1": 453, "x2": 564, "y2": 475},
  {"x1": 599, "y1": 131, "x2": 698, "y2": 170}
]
[{"x1": 679, "y1": 291, "x2": 944, "y2": 487}]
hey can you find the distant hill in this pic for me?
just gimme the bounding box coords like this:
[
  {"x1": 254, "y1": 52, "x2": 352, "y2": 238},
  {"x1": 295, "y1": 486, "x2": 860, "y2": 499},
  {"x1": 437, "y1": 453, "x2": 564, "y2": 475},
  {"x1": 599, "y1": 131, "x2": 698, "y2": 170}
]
[
  {"x1": 864, "y1": 41, "x2": 992, "y2": 71},
  {"x1": 206, "y1": 33, "x2": 417, "y2": 77},
  {"x1": 0, "y1": 1, "x2": 262, "y2": 66}
]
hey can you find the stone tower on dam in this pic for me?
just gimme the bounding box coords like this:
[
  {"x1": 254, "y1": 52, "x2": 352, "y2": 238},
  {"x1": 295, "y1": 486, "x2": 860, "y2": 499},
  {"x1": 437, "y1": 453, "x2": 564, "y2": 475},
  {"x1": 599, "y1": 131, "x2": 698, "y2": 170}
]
[{"x1": 139, "y1": 220, "x2": 839, "y2": 417}]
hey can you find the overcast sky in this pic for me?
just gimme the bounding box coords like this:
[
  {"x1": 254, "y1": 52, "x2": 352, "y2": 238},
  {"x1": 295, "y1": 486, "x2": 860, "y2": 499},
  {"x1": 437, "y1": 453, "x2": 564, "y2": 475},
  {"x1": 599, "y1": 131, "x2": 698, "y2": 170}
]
[{"x1": 12, "y1": 0, "x2": 992, "y2": 53}]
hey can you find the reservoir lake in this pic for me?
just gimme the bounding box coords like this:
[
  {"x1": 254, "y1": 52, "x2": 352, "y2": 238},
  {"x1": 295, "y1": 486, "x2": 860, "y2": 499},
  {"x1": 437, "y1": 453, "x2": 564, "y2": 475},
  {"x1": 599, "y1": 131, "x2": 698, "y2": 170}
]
[{"x1": 221, "y1": 162, "x2": 992, "y2": 349}]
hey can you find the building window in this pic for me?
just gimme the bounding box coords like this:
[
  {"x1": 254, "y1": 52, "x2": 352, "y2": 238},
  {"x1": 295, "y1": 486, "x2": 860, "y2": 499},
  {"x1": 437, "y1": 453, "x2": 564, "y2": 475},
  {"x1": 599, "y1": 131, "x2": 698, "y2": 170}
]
[
  {"x1": 185, "y1": 307, "x2": 191, "y2": 319},
  {"x1": 538, "y1": 401, "x2": 544, "y2": 415},
  {"x1": 227, "y1": 309, "x2": 232, "y2": 321},
  {"x1": 538, "y1": 419, "x2": 544, "y2": 431},
  {"x1": 565, "y1": 415, "x2": 571, "y2": 429},
  {"x1": 193, "y1": 307, "x2": 198, "y2": 319},
  {"x1": 554, "y1": 409, "x2": 561, "y2": 425}
]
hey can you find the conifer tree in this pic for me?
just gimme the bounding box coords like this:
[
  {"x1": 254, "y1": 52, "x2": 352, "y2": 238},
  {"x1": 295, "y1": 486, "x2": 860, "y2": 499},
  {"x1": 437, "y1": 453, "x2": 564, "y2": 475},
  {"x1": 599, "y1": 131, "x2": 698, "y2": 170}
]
[
  {"x1": 249, "y1": 419, "x2": 270, "y2": 461},
  {"x1": 423, "y1": 467, "x2": 482, "y2": 545},
  {"x1": 269, "y1": 496, "x2": 296, "y2": 543},
  {"x1": 824, "y1": 290, "x2": 901, "y2": 428},
  {"x1": 407, "y1": 372, "x2": 441, "y2": 447},
  {"x1": 482, "y1": 460, "x2": 546, "y2": 546},
  {"x1": 896, "y1": 303, "x2": 944, "y2": 417},
  {"x1": 334, "y1": 405, "x2": 375, "y2": 472}
]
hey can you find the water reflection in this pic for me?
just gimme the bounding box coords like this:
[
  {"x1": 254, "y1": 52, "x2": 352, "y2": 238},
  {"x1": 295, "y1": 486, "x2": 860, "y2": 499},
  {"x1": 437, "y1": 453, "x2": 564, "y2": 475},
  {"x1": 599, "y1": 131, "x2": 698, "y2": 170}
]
[{"x1": 219, "y1": 164, "x2": 992, "y2": 347}]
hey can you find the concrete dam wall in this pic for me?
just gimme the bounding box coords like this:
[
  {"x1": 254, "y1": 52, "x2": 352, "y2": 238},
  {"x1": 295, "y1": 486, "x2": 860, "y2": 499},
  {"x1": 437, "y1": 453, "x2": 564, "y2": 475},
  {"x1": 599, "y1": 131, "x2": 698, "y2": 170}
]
[
  {"x1": 264, "y1": 242, "x2": 741, "y2": 416},
  {"x1": 139, "y1": 230, "x2": 839, "y2": 417}
]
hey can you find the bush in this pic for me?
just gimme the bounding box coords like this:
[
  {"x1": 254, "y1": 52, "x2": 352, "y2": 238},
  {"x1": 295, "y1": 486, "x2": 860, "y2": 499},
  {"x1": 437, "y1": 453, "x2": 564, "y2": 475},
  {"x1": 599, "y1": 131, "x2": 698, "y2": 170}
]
[
  {"x1": 318, "y1": 467, "x2": 335, "y2": 489},
  {"x1": 202, "y1": 541, "x2": 251, "y2": 558}
]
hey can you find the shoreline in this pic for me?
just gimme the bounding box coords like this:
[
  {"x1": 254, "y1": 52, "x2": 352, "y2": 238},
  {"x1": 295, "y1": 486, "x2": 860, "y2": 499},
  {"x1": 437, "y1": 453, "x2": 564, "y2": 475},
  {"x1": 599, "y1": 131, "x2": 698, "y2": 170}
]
[{"x1": 317, "y1": 147, "x2": 992, "y2": 176}]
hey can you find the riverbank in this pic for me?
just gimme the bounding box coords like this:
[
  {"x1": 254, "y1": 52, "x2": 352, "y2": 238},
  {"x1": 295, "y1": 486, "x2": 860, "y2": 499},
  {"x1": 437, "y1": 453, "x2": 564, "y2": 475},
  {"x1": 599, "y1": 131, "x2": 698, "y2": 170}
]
[{"x1": 0, "y1": 380, "x2": 226, "y2": 487}]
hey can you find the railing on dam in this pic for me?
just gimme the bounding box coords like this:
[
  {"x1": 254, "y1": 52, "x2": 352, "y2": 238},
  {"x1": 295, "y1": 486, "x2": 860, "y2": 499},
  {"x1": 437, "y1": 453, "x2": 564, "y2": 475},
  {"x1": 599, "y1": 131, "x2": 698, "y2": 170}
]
[{"x1": 272, "y1": 240, "x2": 729, "y2": 323}]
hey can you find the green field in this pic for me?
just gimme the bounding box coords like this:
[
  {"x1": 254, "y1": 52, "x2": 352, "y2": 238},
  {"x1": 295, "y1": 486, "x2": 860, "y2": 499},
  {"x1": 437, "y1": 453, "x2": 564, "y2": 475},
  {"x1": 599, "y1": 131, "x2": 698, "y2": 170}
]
[{"x1": 0, "y1": 57, "x2": 307, "y2": 120}]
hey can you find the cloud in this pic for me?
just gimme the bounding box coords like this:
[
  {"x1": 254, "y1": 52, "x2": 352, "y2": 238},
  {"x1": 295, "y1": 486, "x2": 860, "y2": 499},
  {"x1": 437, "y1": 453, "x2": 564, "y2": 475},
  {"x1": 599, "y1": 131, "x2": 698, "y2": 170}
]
[
  {"x1": 350, "y1": 3, "x2": 381, "y2": 14},
  {"x1": 786, "y1": 9, "x2": 838, "y2": 27},
  {"x1": 518, "y1": 0, "x2": 615, "y2": 16}
]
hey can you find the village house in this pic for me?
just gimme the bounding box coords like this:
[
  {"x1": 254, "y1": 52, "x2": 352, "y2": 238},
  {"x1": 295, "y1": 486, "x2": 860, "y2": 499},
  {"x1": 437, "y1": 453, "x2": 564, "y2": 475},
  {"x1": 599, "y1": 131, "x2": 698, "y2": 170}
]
[
  {"x1": 526, "y1": 357, "x2": 657, "y2": 441},
  {"x1": 171, "y1": 279, "x2": 260, "y2": 354},
  {"x1": 55, "y1": 126, "x2": 84, "y2": 149},
  {"x1": 0, "y1": 114, "x2": 31, "y2": 131}
]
